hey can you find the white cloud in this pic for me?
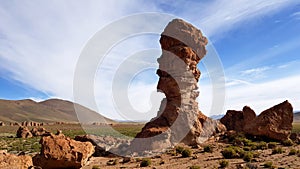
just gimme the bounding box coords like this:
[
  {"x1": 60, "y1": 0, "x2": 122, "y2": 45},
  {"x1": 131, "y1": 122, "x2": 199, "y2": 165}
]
[
  {"x1": 195, "y1": 0, "x2": 298, "y2": 39},
  {"x1": 0, "y1": 0, "x2": 299, "y2": 121},
  {"x1": 240, "y1": 66, "x2": 271, "y2": 79},
  {"x1": 224, "y1": 74, "x2": 300, "y2": 114},
  {"x1": 291, "y1": 11, "x2": 300, "y2": 20}
]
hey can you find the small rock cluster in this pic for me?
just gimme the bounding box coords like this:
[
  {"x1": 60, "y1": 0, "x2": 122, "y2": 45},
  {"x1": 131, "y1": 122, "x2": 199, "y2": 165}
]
[
  {"x1": 75, "y1": 135, "x2": 130, "y2": 157},
  {"x1": 220, "y1": 100, "x2": 293, "y2": 141},
  {"x1": 16, "y1": 126, "x2": 50, "y2": 138}
]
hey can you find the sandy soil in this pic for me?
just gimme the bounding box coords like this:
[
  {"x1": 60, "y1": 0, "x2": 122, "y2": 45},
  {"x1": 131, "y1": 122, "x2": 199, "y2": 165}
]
[{"x1": 82, "y1": 142, "x2": 300, "y2": 169}]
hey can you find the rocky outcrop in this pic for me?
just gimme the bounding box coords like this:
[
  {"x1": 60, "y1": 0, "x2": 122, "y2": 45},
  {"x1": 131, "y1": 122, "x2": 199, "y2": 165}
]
[
  {"x1": 220, "y1": 106, "x2": 256, "y2": 132},
  {"x1": 21, "y1": 121, "x2": 43, "y2": 127},
  {"x1": 243, "y1": 100, "x2": 293, "y2": 141},
  {"x1": 33, "y1": 133, "x2": 94, "y2": 169},
  {"x1": 10, "y1": 122, "x2": 20, "y2": 126},
  {"x1": 0, "y1": 150, "x2": 33, "y2": 169},
  {"x1": 31, "y1": 127, "x2": 50, "y2": 136},
  {"x1": 75, "y1": 135, "x2": 130, "y2": 157},
  {"x1": 220, "y1": 101, "x2": 293, "y2": 141},
  {"x1": 0, "y1": 121, "x2": 5, "y2": 126},
  {"x1": 131, "y1": 19, "x2": 220, "y2": 151},
  {"x1": 16, "y1": 126, "x2": 33, "y2": 138}
]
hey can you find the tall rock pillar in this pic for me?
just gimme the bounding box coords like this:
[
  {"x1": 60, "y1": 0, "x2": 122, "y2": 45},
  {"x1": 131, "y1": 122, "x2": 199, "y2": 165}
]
[{"x1": 132, "y1": 19, "x2": 220, "y2": 152}]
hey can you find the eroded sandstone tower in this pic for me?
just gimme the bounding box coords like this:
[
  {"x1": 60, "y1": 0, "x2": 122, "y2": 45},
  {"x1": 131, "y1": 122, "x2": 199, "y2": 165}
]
[{"x1": 135, "y1": 19, "x2": 214, "y2": 147}]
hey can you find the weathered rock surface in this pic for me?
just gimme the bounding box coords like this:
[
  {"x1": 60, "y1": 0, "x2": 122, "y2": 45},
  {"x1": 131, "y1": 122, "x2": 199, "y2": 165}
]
[
  {"x1": 132, "y1": 19, "x2": 220, "y2": 152},
  {"x1": 21, "y1": 121, "x2": 43, "y2": 127},
  {"x1": 16, "y1": 126, "x2": 33, "y2": 138},
  {"x1": 0, "y1": 150, "x2": 33, "y2": 169},
  {"x1": 243, "y1": 100, "x2": 293, "y2": 141},
  {"x1": 220, "y1": 106, "x2": 256, "y2": 132},
  {"x1": 75, "y1": 135, "x2": 130, "y2": 157},
  {"x1": 30, "y1": 127, "x2": 50, "y2": 136},
  {"x1": 33, "y1": 133, "x2": 94, "y2": 169},
  {"x1": 220, "y1": 100, "x2": 293, "y2": 141}
]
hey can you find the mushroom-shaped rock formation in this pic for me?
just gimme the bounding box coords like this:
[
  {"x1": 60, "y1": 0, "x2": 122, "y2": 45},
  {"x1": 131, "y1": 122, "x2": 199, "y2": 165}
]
[{"x1": 131, "y1": 19, "x2": 224, "y2": 152}]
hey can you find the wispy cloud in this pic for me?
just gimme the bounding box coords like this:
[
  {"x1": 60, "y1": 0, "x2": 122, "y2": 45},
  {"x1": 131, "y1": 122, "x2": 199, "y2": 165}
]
[
  {"x1": 240, "y1": 66, "x2": 271, "y2": 79},
  {"x1": 290, "y1": 11, "x2": 300, "y2": 20},
  {"x1": 0, "y1": 0, "x2": 299, "y2": 120},
  {"x1": 196, "y1": 0, "x2": 298, "y2": 39}
]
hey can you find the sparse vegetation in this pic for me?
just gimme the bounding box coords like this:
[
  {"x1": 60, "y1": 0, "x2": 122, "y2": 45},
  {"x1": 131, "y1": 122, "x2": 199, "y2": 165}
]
[
  {"x1": 189, "y1": 165, "x2": 201, "y2": 169},
  {"x1": 288, "y1": 149, "x2": 299, "y2": 155},
  {"x1": 0, "y1": 136, "x2": 41, "y2": 153},
  {"x1": 282, "y1": 139, "x2": 294, "y2": 146},
  {"x1": 263, "y1": 161, "x2": 274, "y2": 168},
  {"x1": 233, "y1": 136, "x2": 252, "y2": 146},
  {"x1": 175, "y1": 146, "x2": 185, "y2": 154},
  {"x1": 219, "y1": 160, "x2": 229, "y2": 168},
  {"x1": 92, "y1": 165, "x2": 101, "y2": 169},
  {"x1": 272, "y1": 147, "x2": 284, "y2": 154},
  {"x1": 243, "y1": 152, "x2": 253, "y2": 162},
  {"x1": 203, "y1": 145, "x2": 213, "y2": 153},
  {"x1": 267, "y1": 142, "x2": 277, "y2": 149},
  {"x1": 257, "y1": 141, "x2": 268, "y2": 150},
  {"x1": 140, "y1": 158, "x2": 151, "y2": 167},
  {"x1": 181, "y1": 148, "x2": 192, "y2": 157},
  {"x1": 221, "y1": 146, "x2": 244, "y2": 159},
  {"x1": 106, "y1": 159, "x2": 118, "y2": 166}
]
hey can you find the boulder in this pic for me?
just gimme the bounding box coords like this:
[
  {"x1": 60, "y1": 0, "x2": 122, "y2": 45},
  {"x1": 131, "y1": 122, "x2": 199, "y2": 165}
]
[
  {"x1": 16, "y1": 126, "x2": 33, "y2": 138},
  {"x1": 31, "y1": 127, "x2": 50, "y2": 136},
  {"x1": 220, "y1": 106, "x2": 256, "y2": 132},
  {"x1": 75, "y1": 135, "x2": 130, "y2": 156},
  {"x1": 33, "y1": 133, "x2": 94, "y2": 169},
  {"x1": 0, "y1": 150, "x2": 33, "y2": 169},
  {"x1": 243, "y1": 100, "x2": 293, "y2": 141}
]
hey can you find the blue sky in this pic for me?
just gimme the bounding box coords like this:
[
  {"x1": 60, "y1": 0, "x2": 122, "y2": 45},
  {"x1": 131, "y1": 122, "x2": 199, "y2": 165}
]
[{"x1": 0, "y1": 0, "x2": 300, "y2": 121}]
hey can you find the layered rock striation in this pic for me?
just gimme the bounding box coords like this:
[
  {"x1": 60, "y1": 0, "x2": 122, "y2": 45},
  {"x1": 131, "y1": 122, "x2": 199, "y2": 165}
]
[{"x1": 134, "y1": 19, "x2": 219, "y2": 148}]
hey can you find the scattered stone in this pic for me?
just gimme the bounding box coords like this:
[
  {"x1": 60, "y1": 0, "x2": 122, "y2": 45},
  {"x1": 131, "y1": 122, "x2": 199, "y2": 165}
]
[
  {"x1": 289, "y1": 133, "x2": 300, "y2": 143},
  {"x1": 75, "y1": 135, "x2": 130, "y2": 157},
  {"x1": 122, "y1": 157, "x2": 132, "y2": 163},
  {"x1": 0, "y1": 150, "x2": 33, "y2": 169},
  {"x1": 31, "y1": 127, "x2": 50, "y2": 136},
  {"x1": 16, "y1": 126, "x2": 33, "y2": 138},
  {"x1": 33, "y1": 133, "x2": 94, "y2": 169}
]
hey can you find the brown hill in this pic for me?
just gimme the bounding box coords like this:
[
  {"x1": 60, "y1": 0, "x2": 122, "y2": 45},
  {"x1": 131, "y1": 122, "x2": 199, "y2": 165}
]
[{"x1": 0, "y1": 98, "x2": 114, "y2": 123}]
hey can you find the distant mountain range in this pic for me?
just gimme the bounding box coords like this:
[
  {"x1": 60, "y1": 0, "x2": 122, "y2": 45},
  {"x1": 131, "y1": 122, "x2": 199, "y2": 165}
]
[
  {"x1": 0, "y1": 98, "x2": 299, "y2": 124},
  {"x1": 294, "y1": 111, "x2": 300, "y2": 123},
  {"x1": 0, "y1": 99, "x2": 114, "y2": 123}
]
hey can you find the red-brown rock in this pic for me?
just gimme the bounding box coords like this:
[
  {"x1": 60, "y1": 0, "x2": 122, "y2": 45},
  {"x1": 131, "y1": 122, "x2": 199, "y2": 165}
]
[
  {"x1": 243, "y1": 100, "x2": 293, "y2": 141},
  {"x1": 32, "y1": 133, "x2": 94, "y2": 169},
  {"x1": 132, "y1": 19, "x2": 219, "y2": 151},
  {"x1": 220, "y1": 106, "x2": 256, "y2": 132},
  {"x1": 31, "y1": 127, "x2": 50, "y2": 136},
  {"x1": 0, "y1": 150, "x2": 33, "y2": 169},
  {"x1": 16, "y1": 126, "x2": 33, "y2": 138}
]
